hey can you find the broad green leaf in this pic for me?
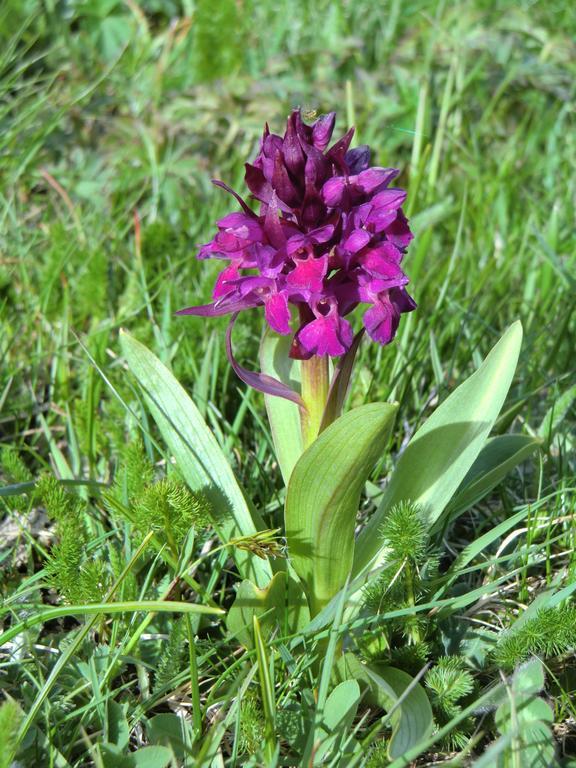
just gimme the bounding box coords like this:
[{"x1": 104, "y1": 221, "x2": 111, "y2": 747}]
[
  {"x1": 444, "y1": 434, "x2": 540, "y2": 522},
  {"x1": 285, "y1": 403, "x2": 398, "y2": 615},
  {"x1": 259, "y1": 329, "x2": 303, "y2": 485},
  {"x1": 336, "y1": 655, "x2": 433, "y2": 760},
  {"x1": 131, "y1": 746, "x2": 173, "y2": 768},
  {"x1": 511, "y1": 658, "x2": 545, "y2": 696},
  {"x1": 371, "y1": 666, "x2": 434, "y2": 759},
  {"x1": 496, "y1": 696, "x2": 553, "y2": 732},
  {"x1": 147, "y1": 714, "x2": 194, "y2": 761},
  {"x1": 354, "y1": 321, "x2": 523, "y2": 577},
  {"x1": 486, "y1": 659, "x2": 555, "y2": 768},
  {"x1": 314, "y1": 680, "x2": 360, "y2": 765},
  {"x1": 107, "y1": 700, "x2": 130, "y2": 750},
  {"x1": 120, "y1": 330, "x2": 272, "y2": 587},
  {"x1": 99, "y1": 744, "x2": 173, "y2": 768},
  {"x1": 226, "y1": 571, "x2": 309, "y2": 649}
]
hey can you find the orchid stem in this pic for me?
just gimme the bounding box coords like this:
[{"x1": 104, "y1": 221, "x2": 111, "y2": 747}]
[{"x1": 300, "y1": 355, "x2": 330, "y2": 447}]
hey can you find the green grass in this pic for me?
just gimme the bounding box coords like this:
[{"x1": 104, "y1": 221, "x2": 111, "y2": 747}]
[{"x1": 1, "y1": 0, "x2": 575, "y2": 765}]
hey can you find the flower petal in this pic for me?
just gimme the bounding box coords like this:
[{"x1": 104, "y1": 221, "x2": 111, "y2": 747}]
[
  {"x1": 226, "y1": 314, "x2": 303, "y2": 405},
  {"x1": 321, "y1": 176, "x2": 347, "y2": 207},
  {"x1": 363, "y1": 287, "x2": 416, "y2": 344},
  {"x1": 345, "y1": 145, "x2": 371, "y2": 174},
  {"x1": 272, "y1": 152, "x2": 301, "y2": 208},
  {"x1": 211, "y1": 179, "x2": 255, "y2": 216},
  {"x1": 213, "y1": 263, "x2": 240, "y2": 299},
  {"x1": 360, "y1": 243, "x2": 408, "y2": 284},
  {"x1": 384, "y1": 210, "x2": 414, "y2": 248},
  {"x1": 176, "y1": 297, "x2": 256, "y2": 317},
  {"x1": 355, "y1": 167, "x2": 399, "y2": 194},
  {"x1": 264, "y1": 292, "x2": 291, "y2": 335},
  {"x1": 312, "y1": 111, "x2": 336, "y2": 150},
  {"x1": 343, "y1": 229, "x2": 371, "y2": 253},
  {"x1": 285, "y1": 253, "x2": 327, "y2": 294},
  {"x1": 296, "y1": 309, "x2": 353, "y2": 357},
  {"x1": 326, "y1": 126, "x2": 355, "y2": 168}
]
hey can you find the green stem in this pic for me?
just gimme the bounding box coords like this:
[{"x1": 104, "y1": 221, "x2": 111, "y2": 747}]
[
  {"x1": 300, "y1": 355, "x2": 330, "y2": 447},
  {"x1": 404, "y1": 561, "x2": 422, "y2": 645}
]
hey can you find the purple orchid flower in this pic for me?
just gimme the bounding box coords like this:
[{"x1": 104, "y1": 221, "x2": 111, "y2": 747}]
[{"x1": 178, "y1": 109, "x2": 415, "y2": 400}]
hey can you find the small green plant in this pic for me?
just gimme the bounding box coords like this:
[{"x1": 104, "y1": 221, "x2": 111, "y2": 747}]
[
  {"x1": 0, "y1": 447, "x2": 32, "y2": 512},
  {"x1": 426, "y1": 657, "x2": 475, "y2": 750},
  {"x1": 37, "y1": 475, "x2": 107, "y2": 604},
  {"x1": 495, "y1": 605, "x2": 576, "y2": 670},
  {"x1": 362, "y1": 501, "x2": 440, "y2": 654},
  {"x1": 238, "y1": 693, "x2": 266, "y2": 757},
  {"x1": 154, "y1": 617, "x2": 188, "y2": 693},
  {"x1": 105, "y1": 438, "x2": 211, "y2": 558}
]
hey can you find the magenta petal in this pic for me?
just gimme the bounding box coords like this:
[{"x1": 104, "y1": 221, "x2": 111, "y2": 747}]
[
  {"x1": 198, "y1": 240, "x2": 217, "y2": 259},
  {"x1": 272, "y1": 152, "x2": 301, "y2": 208},
  {"x1": 264, "y1": 292, "x2": 291, "y2": 335},
  {"x1": 326, "y1": 126, "x2": 355, "y2": 167},
  {"x1": 392, "y1": 286, "x2": 417, "y2": 314},
  {"x1": 244, "y1": 163, "x2": 273, "y2": 203},
  {"x1": 217, "y1": 212, "x2": 264, "y2": 243},
  {"x1": 312, "y1": 112, "x2": 336, "y2": 150},
  {"x1": 308, "y1": 224, "x2": 335, "y2": 243},
  {"x1": 345, "y1": 145, "x2": 371, "y2": 174},
  {"x1": 263, "y1": 191, "x2": 286, "y2": 248},
  {"x1": 286, "y1": 225, "x2": 334, "y2": 256},
  {"x1": 356, "y1": 167, "x2": 399, "y2": 194},
  {"x1": 176, "y1": 298, "x2": 256, "y2": 317},
  {"x1": 286, "y1": 254, "x2": 327, "y2": 293},
  {"x1": 297, "y1": 312, "x2": 353, "y2": 357},
  {"x1": 226, "y1": 314, "x2": 303, "y2": 405},
  {"x1": 372, "y1": 188, "x2": 407, "y2": 210},
  {"x1": 283, "y1": 116, "x2": 306, "y2": 177},
  {"x1": 363, "y1": 299, "x2": 395, "y2": 344},
  {"x1": 361, "y1": 243, "x2": 408, "y2": 284},
  {"x1": 321, "y1": 176, "x2": 347, "y2": 207},
  {"x1": 255, "y1": 243, "x2": 283, "y2": 276},
  {"x1": 368, "y1": 209, "x2": 401, "y2": 232},
  {"x1": 385, "y1": 210, "x2": 414, "y2": 248},
  {"x1": 213, "y1": 263, "x2": 240, "y2": 299},
  {"x1": 301, "y1": 180, "x2": 326, "y2": 227},
  {"x1": 343, "y1": 229, "x2": 371, "y2": 253}
]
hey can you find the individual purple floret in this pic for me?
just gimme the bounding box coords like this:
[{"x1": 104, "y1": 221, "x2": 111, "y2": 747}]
[{"x1": 178, "y1": 109, "x2": 415, "y2": 359}]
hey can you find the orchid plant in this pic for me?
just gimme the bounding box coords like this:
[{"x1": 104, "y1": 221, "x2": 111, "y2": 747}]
[
  {"x1": 119, "y1": 110, "x2": 539, "y2": 759},
  {"x1": 177, "y1": 108, "x2": 415, "y2": 446}
]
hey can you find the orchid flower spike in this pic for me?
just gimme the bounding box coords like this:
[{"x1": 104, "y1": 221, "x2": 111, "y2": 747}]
[{"x1": 178, "y1": 109, "x2": 415, "y2": 404}]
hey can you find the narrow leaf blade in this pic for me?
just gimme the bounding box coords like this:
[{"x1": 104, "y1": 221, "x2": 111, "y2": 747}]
[
  {"x1": 443, "y1": 434, "x2": 540, "y2": 522},
  {"x1": 119, "y1": 330, "x2": 272, "y2": 586}
]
